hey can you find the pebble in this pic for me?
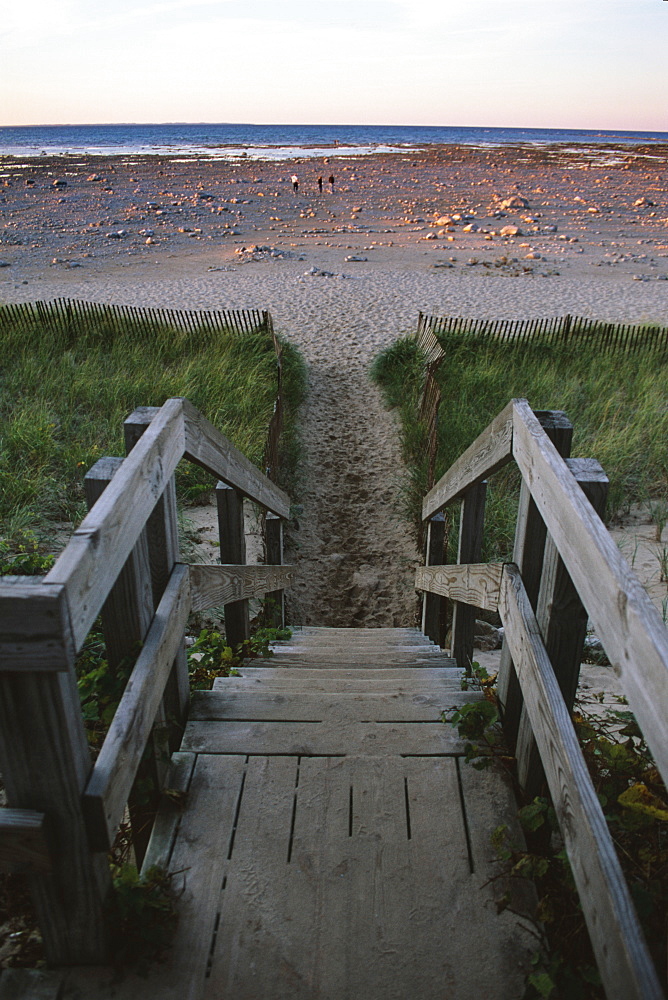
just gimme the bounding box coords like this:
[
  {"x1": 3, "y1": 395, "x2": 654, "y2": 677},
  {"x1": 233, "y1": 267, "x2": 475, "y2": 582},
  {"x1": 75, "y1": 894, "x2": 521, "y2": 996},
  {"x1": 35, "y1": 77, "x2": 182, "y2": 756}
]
[{"x1": 0, "y1": 260, "x2": 11, "y2": 267}]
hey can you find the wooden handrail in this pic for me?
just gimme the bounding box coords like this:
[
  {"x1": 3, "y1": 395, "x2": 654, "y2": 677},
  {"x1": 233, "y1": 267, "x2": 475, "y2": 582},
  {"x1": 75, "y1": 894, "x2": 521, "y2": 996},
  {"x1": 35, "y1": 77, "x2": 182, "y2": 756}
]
[
  {"x1": 499, "y1": 564, "x2": 663, "y2": 1000},
  {"x1": 422, "y1": 400, "x2": 514, "y2": 519},
  {"x1": 0, "y1": 395, "x2": 294, "y2": 963},
  {"x1": 511, "y1": 399, "x2": 668, "y2": 788},
  {"x1": 415, "y1": 398, "x2": 668, "y2": 999}
]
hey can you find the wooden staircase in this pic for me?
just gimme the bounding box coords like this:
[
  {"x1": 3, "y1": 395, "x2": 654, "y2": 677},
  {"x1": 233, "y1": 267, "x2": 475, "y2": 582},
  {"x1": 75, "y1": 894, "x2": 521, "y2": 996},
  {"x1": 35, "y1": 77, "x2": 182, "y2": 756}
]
[{"x1": 67, "y1": 626, "x2": 533, "y2": 1000}]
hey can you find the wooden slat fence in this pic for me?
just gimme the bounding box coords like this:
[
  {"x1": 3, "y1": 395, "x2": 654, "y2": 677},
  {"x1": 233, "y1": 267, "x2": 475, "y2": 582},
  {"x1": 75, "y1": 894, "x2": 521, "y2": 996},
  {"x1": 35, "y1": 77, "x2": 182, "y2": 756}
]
[
  {"x1": 0, "y1": 298, "x2": 272, "y2": 345},
  {"x1": 418, "y1": 310, "x2": 668, "y2": 355},
  {"x1": 415, "y1": 398, "x2": 668, "y2": 1000},
  {"x1": 0, "y1": 398, "x2": 294, "y2": 965}
]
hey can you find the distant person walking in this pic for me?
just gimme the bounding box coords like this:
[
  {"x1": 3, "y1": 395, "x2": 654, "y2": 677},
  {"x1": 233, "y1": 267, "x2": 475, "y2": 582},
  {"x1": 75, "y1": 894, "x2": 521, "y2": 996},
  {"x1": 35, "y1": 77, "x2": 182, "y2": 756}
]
[
  {"x1": 317, "y1": 175, "x2": 323, "y2": 194},
  {"x1": 291, "y1": 174, "x2": 299, "y2": 193},
  {"x1": 328, "y1": 173, "x2": 335, "y2": 193}
]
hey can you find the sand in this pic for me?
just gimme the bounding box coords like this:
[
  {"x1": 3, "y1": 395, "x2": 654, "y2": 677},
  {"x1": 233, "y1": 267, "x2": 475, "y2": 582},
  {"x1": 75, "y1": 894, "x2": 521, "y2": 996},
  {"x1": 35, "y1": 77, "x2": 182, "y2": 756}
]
[{"x1": 1, "y1": 144, "x2": 667, "y2": 628}]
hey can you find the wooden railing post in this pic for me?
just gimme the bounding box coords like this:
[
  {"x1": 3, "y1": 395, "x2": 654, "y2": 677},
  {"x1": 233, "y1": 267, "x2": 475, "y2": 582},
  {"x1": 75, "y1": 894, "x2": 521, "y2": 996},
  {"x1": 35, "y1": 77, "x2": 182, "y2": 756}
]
[
  {"x1": 216, "y1": 482, "x2": 250, "y2": 647},
  {"x1": 421, "y1": 513, "x2": 447, "y2": 646},
  {"x1": 516, "y1": 459, "x2": 609, "y2": 795},
  {"x1": 497, "y1": 411, "x2": 573, "y2": 746},
  {"x1": 125, "y1": 408, "x2": 190, "y2": 751},
  {"x1": 451, "y1": 482, "x2": 487, "y2": 668},
  {"x1": 84, "y1": 457, "x2": 167, "y2": 863},
  {"x1": 265, "y1": 513, "x2": 285, "y2": 628},
  {"x1": 0, "y1": 580, "x2": 111, "y2": 965}
]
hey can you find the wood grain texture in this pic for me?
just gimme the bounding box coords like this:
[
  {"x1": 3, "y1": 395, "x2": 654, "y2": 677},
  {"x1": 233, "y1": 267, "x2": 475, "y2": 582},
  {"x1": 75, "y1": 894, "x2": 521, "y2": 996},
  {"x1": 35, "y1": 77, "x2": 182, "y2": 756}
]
[
  {"x1": 512, "y1": 399, "x2": 668, "y2": 788},
  {"x1": 422, "y1": 514, "x2": 447, "y2": 646},
  {"x1": 182, "y1": 719, "x2": 465, "y2": 756},
  {"x1": 0, "y1": 579, "x2": 74, "y2": 671},
  {"x1": 0, "y1": 666, "x2": 110, "y2": 963},
  {"x1": 499, "y1": 563, "x2": 663, "y2": 1000},
  {"x1": 0, "y1": 810, "x2": 50, "y2": 873},
  {"x1": 182, "y1": 398, "x2": 290, "y2": 518},
  {"x1": 415, "y1": 562, "x2": 502, "y2": 611},
  {"x1": 141, "y1": 753, "x2": 197, "y2": 875},
  {"x1": 516, "y1": 459, "x2": 609, "y2": 795},
  {"x1": 189, "y1": 689, "x2": 479, "y2": 722},
  {"x1": 217, "y1": 484, "x2": 250, "y2": 646},
  {"x1": 83, "y1": 564, "x2": 191, "y2": 851},
  {"x1": 422, "y1": 400, "x2": 514, "y2": 519},
  {"x1": 497, "y1": 411, "x2": 572, "y2": 746},
  {"x1": 264, "y1": 512, "x2": 284, "y2": 628},
  {"x1": 45, "y1": 398, "x2": 186, "y2": 650},
  {"x1": 451, "y1": 482, "x2": 488, "y2": 667},
  {"x1": 189, "y1": 564, "x2": 294, "y2": 613}
]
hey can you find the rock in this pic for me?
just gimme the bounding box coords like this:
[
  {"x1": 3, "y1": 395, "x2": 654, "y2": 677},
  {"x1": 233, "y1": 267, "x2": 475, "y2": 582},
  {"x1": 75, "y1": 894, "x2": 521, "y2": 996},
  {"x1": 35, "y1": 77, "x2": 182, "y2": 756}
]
[
  {"x1": 344, "y1": 255, "x2": 368, "y2": 262},
  {"x1": 462, "y1": 223, "x2": 478, "y2": 233},
  {"x1": 499, "y1": 195, "x2": 528, "y2": 210},
  {"x1": 51, "y1": 179, "x2": 67, "y2": 188},
  {"x1": 422, "y1": 232, "x2": 438, "y2": 240},
  {"x1": 0, "y1": 260, "x2": 11, "y2": 267},
  {"x1": 474, "y1": 620, "x2": 502, "y2": 651},
  {"x1": 633, "y1": 196, "x2": 655, "y2": 207},
  {"x1": 87, "y1": 174, "x2": 102, "y2": 182},
  {"x1": 145, "y1": 237, "x2": 156, "y2": 245},
  {"x1": 525, "y1": 252, "x2": 542, "y2": 259},
  {"x1": 500, "y1": 224, "x2": 522, "y2": 237},
  {"x1": 435, "y1": 215, "x2": 454, "y2": 226},
  {"x1": 542, "y1": 225, "x2": 558, "y2": 233},
  {"x1": 105, "y1": 230, "x2": 125, "y2": 239}
]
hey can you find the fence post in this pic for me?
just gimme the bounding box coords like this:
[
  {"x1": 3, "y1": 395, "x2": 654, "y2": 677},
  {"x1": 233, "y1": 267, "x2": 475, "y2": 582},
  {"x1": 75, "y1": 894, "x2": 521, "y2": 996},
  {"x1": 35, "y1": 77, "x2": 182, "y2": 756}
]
[
  {"x1": 124, "y1": 408, "x2": 190, "y2": 752},
  {"x1": 421, "y1": 513, "x2": 447, "y2": 646},
  {"x1": 265, "y1": 513, "x2": 285, "y2": 628},
  {"x1": 84, "y1": 457, "x2": 166, "y2": 862},
  {"x1": 497, "y1": 411, "x2": 573, "y2": 746},
  {"x1": 216, "y1": 483, "x2": 250, "y2": 647},
  {"x1": 450, "y1": 482, "x2": 487, "y2": 668},
  {"x1": 515, "y1": 459, "x2": 609, "y2": 795},
  {"x1": 0, "y1": 580, "x2": 111, "y2": 964}
]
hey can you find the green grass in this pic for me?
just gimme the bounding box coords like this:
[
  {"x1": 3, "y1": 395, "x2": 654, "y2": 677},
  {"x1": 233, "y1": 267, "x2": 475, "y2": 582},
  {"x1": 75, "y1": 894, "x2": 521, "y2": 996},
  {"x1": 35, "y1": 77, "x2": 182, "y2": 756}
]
[
  {"x1": 0, "y1": 305, "x2": 306, "y2": 551},
  {"x1": 371, "y1": 333, "x2": 668, "y2": 560}
]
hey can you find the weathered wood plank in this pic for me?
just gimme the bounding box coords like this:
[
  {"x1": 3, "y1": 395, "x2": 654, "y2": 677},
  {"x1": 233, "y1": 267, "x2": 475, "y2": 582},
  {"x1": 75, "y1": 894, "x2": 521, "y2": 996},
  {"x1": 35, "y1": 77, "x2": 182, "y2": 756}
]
[
  {"x1": 516, "y1": 459, "x2": 609, "y2": 795},
  {"x1": 83, "y1": 565, "x2": 191, "y2": 851},
  {"x1": 497, "y1": 409, "x2": 573, "y2": 746},
  {"x1": 189, "y1": 564, "x2": 295, "y2": 613},
  {"x1": 0, "y1": 666, "x2": 110, "y2": 963},
  {"x1": 422, "y1": 400, "x2": 514, "y2": 519},
  {"x1": 421, "y1": 513, "x2": 447, "y2": 646},
  {"x1": 182, "y1": 720, "x2": 465, "y2": 755},
  {"x1": 45, "y1": 398, "x2": 186, "y2": 650},
  {"x1": 216, "y1": 484, "x2": 250, "y2": 646},
  {"x1": 141, "y1": 753, "x2": 197, "y2": 875},
  {"x1": 0, "y1": 579, "x2": 75, "y2": 671},
  {"x1": 451, "y1": 481, "x2": 487, "y2": 668},
  {"x1": 264, "y1": 512, "x2": 285, "y2": 628},
  {"x1": 499, "y1": 563, "x2": 663, "y2": 1000},
  {"x1": 207, "y1": 756, "x2": 299, "y2": 997},
  {"x1": 415, "y1": 562, "x2": 502, "y2": 612},
  {"x1": 125, "y1": 408, "x2": 189, "y2": 752},
  {"x1": 512, "y1": 399, "x2": 668, "y2": 787},
  {"x1": 189, "y1": 689, "x2": 480, "y2": 722},
  {"x1": 182, "y1": 398, "x2": 290, "y2": 518},
  {"x1": 0, "y1": 810, "x2": 50, "y2": 874}
]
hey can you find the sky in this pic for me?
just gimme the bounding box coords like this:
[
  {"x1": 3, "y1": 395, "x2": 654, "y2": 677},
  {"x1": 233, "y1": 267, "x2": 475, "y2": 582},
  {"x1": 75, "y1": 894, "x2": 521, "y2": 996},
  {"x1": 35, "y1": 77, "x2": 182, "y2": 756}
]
[{"x1": 1, "y1": 0, "x2": 666, "y2": 131}]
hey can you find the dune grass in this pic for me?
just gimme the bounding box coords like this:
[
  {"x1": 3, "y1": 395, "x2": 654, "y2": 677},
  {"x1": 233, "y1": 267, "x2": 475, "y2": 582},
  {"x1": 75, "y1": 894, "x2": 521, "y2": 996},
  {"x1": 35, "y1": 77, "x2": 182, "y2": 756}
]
[
  {"x1": 371, "y1": 333, "x2": 668, "y2": 560},
  {"x1": 0, "y1": 305, "x2": 305, "y2": 552}
]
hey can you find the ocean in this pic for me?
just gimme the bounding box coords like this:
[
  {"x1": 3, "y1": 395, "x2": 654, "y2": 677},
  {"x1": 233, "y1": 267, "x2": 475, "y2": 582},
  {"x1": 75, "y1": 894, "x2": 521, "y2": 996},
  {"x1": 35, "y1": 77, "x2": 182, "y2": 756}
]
[{"x1": 1, "y1": 123, "x2": 667, "y2": 160}]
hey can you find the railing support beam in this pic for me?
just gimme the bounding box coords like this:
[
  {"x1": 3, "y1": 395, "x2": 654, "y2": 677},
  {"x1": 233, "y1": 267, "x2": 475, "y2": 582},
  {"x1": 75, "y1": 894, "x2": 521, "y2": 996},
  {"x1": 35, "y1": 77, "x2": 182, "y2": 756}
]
[
  {"x1": 217, "y1": 483, "x2": 250, "y2": 647},
  {"x1": 497, "y1": 411, "x2": 573, "y2": 746},
  {"x1": 451, "y1": 482, "x2": 487, "y2": 668}
]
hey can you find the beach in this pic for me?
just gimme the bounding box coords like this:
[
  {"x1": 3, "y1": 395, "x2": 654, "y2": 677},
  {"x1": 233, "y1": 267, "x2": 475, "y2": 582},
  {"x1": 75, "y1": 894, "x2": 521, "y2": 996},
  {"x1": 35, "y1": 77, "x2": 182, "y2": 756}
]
[{"x1": 1, "y1": 143, "x2": 668, "y2": 629}]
